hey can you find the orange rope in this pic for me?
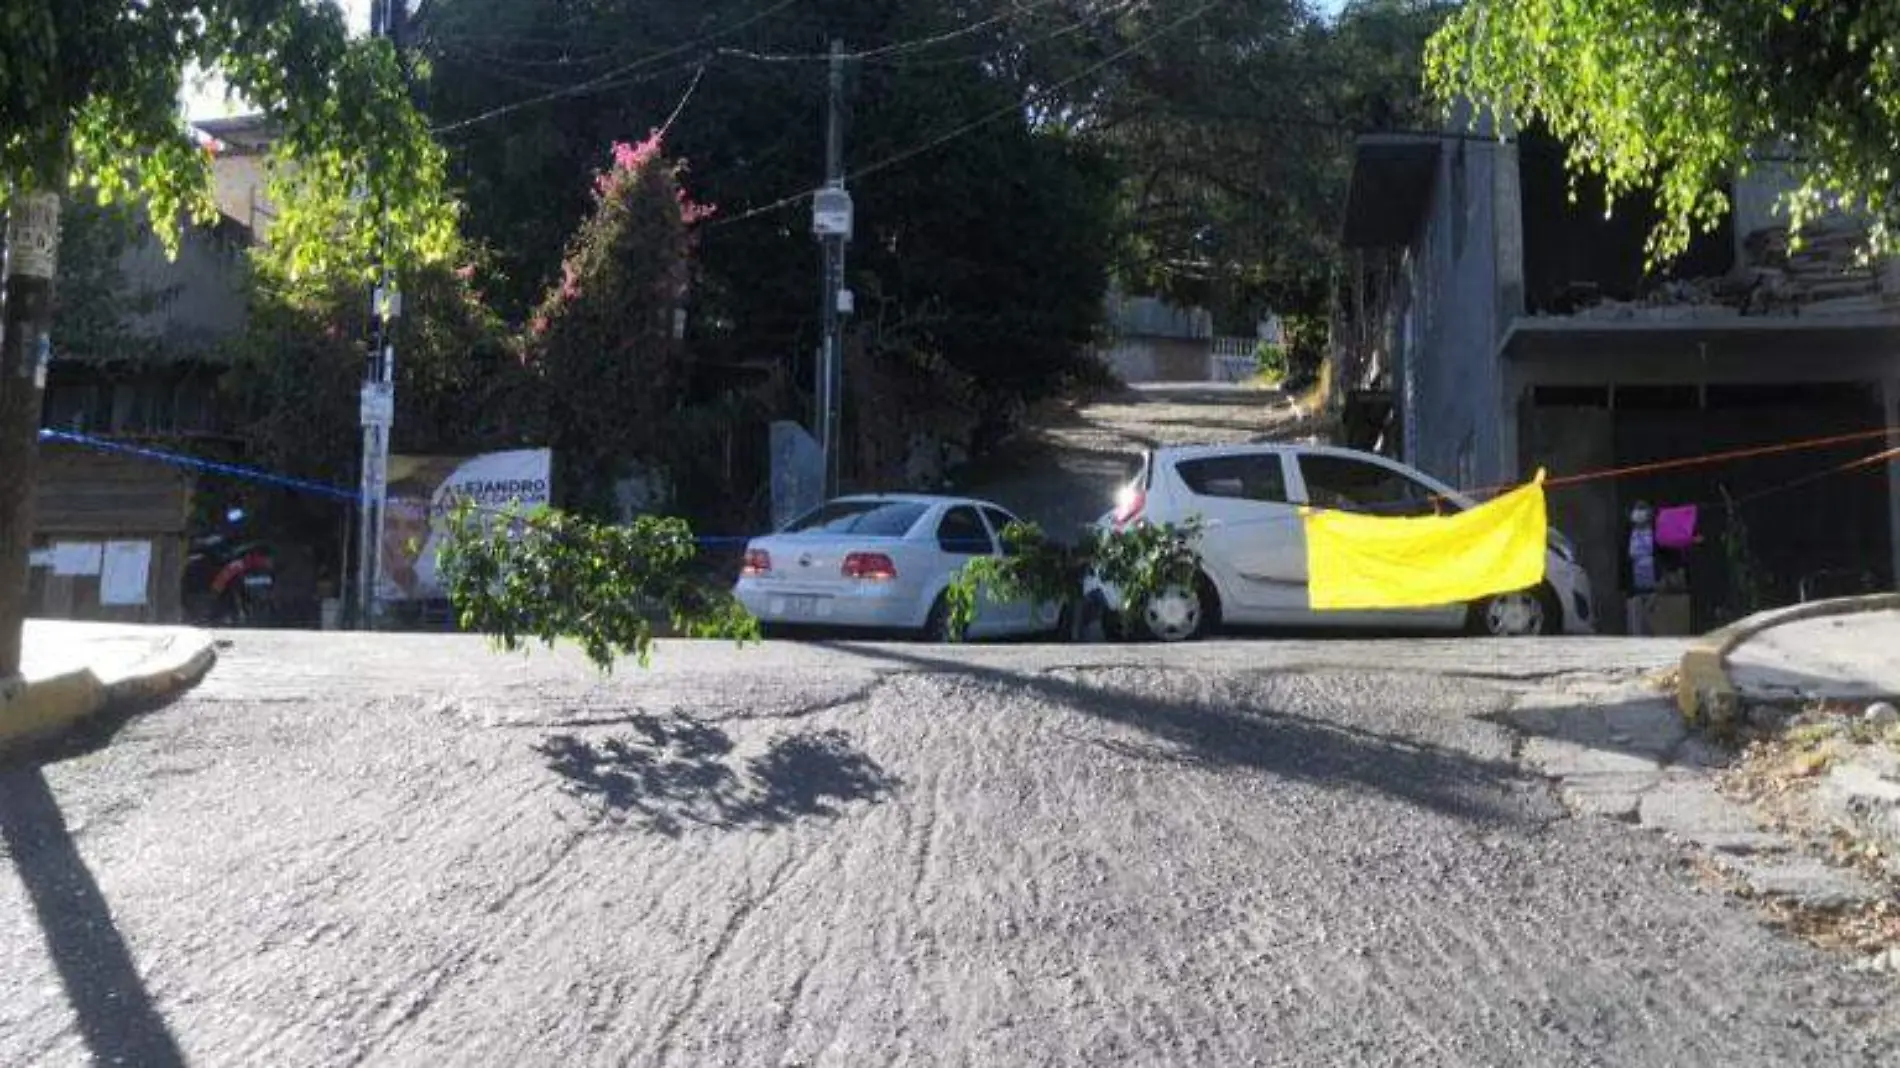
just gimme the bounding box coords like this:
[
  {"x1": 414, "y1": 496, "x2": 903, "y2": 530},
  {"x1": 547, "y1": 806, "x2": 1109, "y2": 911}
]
[
  {"x1": 1543, "y1": 426, "x2": 1897, "y2": 488},
  {"x1": 1449, "y1": 425, "x2": 1899, "y2": 502}
]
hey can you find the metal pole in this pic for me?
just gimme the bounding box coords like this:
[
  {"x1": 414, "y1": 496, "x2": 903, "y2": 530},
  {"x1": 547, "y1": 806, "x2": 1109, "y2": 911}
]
[
  {"x1": 819, "y1": 38, "x2": 847, "y2": 498},
  {"x1": 357, "y1": 0, "x2": 399, "y2": 628}
]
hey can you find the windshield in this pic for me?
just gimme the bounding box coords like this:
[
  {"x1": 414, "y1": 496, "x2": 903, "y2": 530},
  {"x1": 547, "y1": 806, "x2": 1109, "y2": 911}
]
[{"x1": 784, "y1": 500, "x2": 929, "y2": 537}]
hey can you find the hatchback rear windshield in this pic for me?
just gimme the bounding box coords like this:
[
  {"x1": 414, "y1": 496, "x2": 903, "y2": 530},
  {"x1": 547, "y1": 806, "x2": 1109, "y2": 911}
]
[{"x1": 784, "y1": 500, "x2": 929, "y2": 537}]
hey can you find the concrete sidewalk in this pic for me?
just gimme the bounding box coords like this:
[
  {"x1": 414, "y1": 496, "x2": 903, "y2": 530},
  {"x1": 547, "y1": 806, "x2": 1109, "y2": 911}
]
[
  {"x1": 1728, "y1": 606, "x2": 1900, "y2": 705},
  {"x1": 1678, "y1": 594, "x2": 1900, "y2": 724},
  {"x1": 1, "y1": 621, "x2": 217, "y2": 754}
]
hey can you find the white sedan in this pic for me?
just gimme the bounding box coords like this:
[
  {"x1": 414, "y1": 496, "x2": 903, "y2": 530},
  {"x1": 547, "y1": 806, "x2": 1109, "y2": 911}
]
[{"x1": 734, "y1": 495, "x2": 1063, "y2": 640}]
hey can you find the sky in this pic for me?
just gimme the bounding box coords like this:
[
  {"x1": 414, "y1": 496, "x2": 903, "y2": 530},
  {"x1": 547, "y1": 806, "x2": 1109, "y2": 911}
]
[{"x1": 183, "y1": 0, "x2": 372, "y2": 120}]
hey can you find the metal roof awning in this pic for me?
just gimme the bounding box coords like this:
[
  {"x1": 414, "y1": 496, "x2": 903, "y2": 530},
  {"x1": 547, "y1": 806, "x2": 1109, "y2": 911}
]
[
  {"x1": 1498, "y1": 314, "x2": 1900, "y2": 384},
  {"x1": 1500, "y1": 314, "x2": 1900, "y2": 359},
  {"x1": 1341, "y1": 136, "x2": 1442, "y2": 249}
]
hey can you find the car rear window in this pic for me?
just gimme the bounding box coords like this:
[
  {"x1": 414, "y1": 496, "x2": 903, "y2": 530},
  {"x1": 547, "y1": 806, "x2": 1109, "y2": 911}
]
[
  {"x1": 1175, "y1": 453, "x2": 1289, "y2": 503},
  {"x1": 784, "y1": 500, "x2": 929, "y2": 536}
]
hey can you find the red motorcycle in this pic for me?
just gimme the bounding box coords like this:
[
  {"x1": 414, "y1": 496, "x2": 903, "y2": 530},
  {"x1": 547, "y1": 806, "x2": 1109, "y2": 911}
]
[{"x1": 181, "y1": 508, "x2": 276, "y2": 625}]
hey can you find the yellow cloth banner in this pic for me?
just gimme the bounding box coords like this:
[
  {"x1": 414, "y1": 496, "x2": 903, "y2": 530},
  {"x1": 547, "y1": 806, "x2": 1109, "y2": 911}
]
[{"x1": 1303, "y1": 471, "x2": 1548, "y2": 611}]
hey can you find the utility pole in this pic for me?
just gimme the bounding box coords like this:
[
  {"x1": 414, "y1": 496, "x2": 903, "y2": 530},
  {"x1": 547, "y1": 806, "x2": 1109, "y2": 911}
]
[
  {"x1": 355, "y1": 0, "x2": 400, "y2": 628},
  {"x1": 0, "y1": 189, "x2": 61, "y2": 679},
  {"x1": 811, "y1": 39, "x2": 853, "y2": 499}
]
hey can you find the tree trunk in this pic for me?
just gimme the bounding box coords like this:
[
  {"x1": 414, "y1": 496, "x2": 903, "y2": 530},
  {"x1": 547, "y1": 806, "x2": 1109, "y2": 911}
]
[{"x1": 0, "y1": 191, "x2": 62, "y2": 678}]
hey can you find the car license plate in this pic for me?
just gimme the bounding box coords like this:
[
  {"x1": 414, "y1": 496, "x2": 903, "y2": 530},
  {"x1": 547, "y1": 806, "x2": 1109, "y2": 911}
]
[
  {"x1": 771, "y1": 595, "x2": 821, "y2": 617},
  {"x1": 242, "y1": 574, "x2": 274, "y2": 589}
]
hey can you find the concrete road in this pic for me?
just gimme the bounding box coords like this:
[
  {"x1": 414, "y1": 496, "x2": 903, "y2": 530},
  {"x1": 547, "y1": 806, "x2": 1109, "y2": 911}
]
[
  {"x1": 4, "y1": 632, "x2": 1898, "y2": 1066},
  {"x1": 960, "y1": 382, "x2": 1318, "y2": 539}
]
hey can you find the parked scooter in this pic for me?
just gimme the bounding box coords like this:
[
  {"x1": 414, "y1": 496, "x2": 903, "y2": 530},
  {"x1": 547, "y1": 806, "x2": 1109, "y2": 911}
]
[{"x1": 182, "y1": 508, "x2": 276, "y2": 625}]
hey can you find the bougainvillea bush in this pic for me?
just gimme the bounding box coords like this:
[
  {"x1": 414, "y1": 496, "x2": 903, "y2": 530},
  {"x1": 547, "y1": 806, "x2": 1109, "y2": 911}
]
[{"x1": 528, "y1": 134, "x2": 714, "y2": 515}]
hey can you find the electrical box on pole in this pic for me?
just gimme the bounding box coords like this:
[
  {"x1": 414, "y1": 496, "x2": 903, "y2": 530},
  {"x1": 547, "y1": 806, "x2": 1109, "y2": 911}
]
[{"x1": 812, "y1": 186, "x2": 854, "y2": 240}]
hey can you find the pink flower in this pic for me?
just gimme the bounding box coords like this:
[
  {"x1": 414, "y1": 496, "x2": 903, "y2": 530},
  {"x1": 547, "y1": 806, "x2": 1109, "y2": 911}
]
[
  {"x1": 606, "y1": 133, "x2": 664, "y2": 179},
  {"x1": 677, "y1": 187, "x2": 716, "y2": 224}
]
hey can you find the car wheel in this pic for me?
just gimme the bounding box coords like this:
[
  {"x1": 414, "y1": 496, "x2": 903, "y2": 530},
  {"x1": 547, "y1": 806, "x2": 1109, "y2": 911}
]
[
  {"x1": 214, "y1": 587, "x2": 250, "y2": 627},
  {"x1": 1474, "y1": 585, "x2": 1560, "y2": 637},
  {"x1": 922, "y1": 596, "x2": 956, "y2": 643},
  {"x1": 1138, "y1": 577, "x2": 1218, "y2": 643}
]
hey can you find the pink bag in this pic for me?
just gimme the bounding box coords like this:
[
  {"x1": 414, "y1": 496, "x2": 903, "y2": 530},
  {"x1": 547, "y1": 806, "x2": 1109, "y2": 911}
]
[{"x1": 1656, "y1": 505, "x2": 1698, "y2": 550}]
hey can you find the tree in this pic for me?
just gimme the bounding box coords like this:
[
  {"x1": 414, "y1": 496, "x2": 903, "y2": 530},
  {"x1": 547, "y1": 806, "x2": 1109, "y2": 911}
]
[
  {"x1": 0, "y1": 0, "x2": 454, "y2": 678},
  {"x1": 1066, "y1": 0, "x2": 1453, "y2": 330},
  {"x1": 415, "y1": 0, "x2": 1120, "y2": 422},
  {"x1": 435, "y1": 501, "x2": 759, "y2": 672},
  {"x1": 220, "y1": 253, "x2": 526, "y2": 569},
  {"x1": 1425, "y1": 1, "x2": 1900, "y2": 260},
  {"x1": 944, "y1": 518, "x2": 1205, "y2": 642},
  {"x1": 524, "y1": 134, "x2": 707, "y2": 516}
]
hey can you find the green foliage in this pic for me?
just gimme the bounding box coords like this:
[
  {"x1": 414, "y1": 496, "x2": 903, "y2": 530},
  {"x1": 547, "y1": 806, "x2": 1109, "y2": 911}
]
[
  {"x1": 417, "y1": 0, "x2": 1118, "y2": 410},
  {"x1": 525, "y1": 135, "x2": 703, "y2": 515},
  {"x1": 1279, "y1": 311, "x2": 1328, "y2": 388},
  {"x1": 435, "y1": 500, "x2": 760, "y2": 672},
  {"x1": 1094, "y1": 0, "x2": 1453, "y2": 326},
  {"x1": 221, "y1": 253, "x2": 529, "y2": 552},
  {"x1": 1426, "y1": 0, "x2": 1900, "y2": 261},
  {"x1": 0, "y1": 0, "x2": 452, "y2": 281},
  {"x1": 1254, "y1": 341, "x2": 1289, "y2": 382},
  {"x1": 943, "y1": 517, "x2": 1204, "y2": 641}
]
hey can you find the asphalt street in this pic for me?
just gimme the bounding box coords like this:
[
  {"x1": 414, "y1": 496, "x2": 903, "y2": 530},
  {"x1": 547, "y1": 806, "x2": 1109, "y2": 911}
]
[{"x1": 4, "y1": 631, "x2": 1898, "y2": 1066}]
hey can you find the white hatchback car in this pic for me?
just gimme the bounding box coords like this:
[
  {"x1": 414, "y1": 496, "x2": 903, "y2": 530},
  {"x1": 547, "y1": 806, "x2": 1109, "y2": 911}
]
[
  {"x1": 1090, "y1": 443, "x2": 1596, "y2": 641},
  {"x1": 734, "y1": 495, "x2": 1064, "y2": 640}
]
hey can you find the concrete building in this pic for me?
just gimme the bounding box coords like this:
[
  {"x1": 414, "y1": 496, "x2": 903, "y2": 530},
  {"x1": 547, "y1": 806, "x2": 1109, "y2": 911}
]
[
  {"x1": 1094, "y1": 291, "x2": 1273, "y2": 384},
  {"x1": 1339, "y1": 128, "x2": 1900, "y2": 632}
]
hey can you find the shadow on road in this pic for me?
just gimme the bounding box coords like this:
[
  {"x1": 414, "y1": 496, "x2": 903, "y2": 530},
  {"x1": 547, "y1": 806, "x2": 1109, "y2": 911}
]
[
  {"x1": 0, "y1": 768, "x2": 184, "y2": 1067},
  {"x1": 537, "y1": 714, "x2": 898, "y2": 836},
  {"x1": 822, "y1": 644, "x2": 1534, "y2": 826}
]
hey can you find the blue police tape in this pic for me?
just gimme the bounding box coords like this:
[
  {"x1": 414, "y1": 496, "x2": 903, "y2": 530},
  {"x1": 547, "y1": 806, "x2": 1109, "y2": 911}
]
[
  {"x1": 38, "y1": 427, "x2": 360, "y2": 502},
  {"x1": 36, "y1": 427, "x2": 756, "y2": 547}
]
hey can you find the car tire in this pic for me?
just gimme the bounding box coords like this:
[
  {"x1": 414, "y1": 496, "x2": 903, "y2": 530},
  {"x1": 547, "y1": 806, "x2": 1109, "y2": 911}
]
[
  {"x1": 921, "y1": 595, "x2": 956, "y2": 643},
  {"x1": 1136, "y1": 575, "x2": 1219, "y2": 643},
  {"x1": 1472, "y1": 584, "x2": 1561, "y2": 637}
]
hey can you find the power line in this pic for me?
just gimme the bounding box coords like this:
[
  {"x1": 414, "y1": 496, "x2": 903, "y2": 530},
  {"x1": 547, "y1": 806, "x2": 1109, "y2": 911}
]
[
  {"x1": 870, "y1": 0, "x2": 1141, "y2": 69},
  {"x1": 713, "y1": 0, "x2": 1084, "y2": 64},
  {"x1": 657, "y1": 63, "x2": 709, "y2": 140},
  {"x1": 427, "y1": 0, "x2": 1128, "y2": 135},
  {"x1": 710, "y1": 1, "x2": 1220, "y2": 230},
  {"x1": 429, "y1": 0, "x2": 798, "y2": 135}
]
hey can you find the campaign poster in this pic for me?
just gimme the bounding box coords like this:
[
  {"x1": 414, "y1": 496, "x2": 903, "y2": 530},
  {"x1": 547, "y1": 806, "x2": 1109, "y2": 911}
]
[{"x1": 378, "y1": 449, "x2": 552, "y2": 601}]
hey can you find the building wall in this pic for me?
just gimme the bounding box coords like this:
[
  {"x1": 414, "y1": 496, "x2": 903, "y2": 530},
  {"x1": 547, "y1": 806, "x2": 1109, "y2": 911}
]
[
  {"x1": 29, "y1": 446, "x2": 194, "y2": 624},
  {"x1": 1398, "y1": 136, "x2": 1520, "y2": 490},
  {"x1": 118, "y1": 217, "x2": 249, "y2": 354},
  {"x1": 1097, "y1": 337, "x2": 1214, "y2": 383}
]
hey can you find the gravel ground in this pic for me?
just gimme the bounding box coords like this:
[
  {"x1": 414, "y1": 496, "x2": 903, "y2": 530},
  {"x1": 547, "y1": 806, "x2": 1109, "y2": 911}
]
[{"x1": 4, "y1": 632, "x2": 1899, "y2": 1066}]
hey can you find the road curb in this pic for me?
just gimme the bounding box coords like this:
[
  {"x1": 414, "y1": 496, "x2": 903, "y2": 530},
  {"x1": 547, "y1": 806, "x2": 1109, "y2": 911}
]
[
  {"x1": 1677, "y1": 593, "x2": 1900, "y2": 727},
  {"x1": 0, "y1": 628, "x2": 218, "y2": 758}
]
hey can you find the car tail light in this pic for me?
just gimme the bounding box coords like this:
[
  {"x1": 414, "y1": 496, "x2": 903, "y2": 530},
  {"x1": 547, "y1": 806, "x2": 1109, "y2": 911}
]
[
  {"x1": 1112, "y1": 485, "x2": 1146, "y2": 529},
  {"x1": 841, "y1": 552, "x2": 898, "y2": 580},
  {"x1": 741, "y1": 549, "x2": 771, "y2": 576}
]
